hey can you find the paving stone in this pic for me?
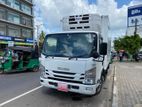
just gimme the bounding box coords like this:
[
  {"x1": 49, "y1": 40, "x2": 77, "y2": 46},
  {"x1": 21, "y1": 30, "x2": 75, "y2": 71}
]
[{"x1": 115, "y1": 62, "x2": 142, "y2": 107}]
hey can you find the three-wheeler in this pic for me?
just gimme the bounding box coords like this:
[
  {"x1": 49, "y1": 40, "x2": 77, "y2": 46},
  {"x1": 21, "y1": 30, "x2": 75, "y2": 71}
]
[{"x1": 0, "y1": 46, "x2": 40, "y2": 73}]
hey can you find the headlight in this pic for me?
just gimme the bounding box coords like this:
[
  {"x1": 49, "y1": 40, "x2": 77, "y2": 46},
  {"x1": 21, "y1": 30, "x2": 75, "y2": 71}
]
[{"x1": 84, "y1": 67, "x2": 96, "y2": 85}]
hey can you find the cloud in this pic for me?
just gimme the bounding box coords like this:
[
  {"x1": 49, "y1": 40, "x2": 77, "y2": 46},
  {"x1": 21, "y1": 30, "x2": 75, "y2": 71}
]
[{"x1": 34, "y1": 0, "x2": 142, "y2": 39}]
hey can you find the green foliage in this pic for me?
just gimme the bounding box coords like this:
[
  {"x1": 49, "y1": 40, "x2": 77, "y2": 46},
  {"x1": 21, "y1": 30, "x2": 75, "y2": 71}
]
[
  {"x1": 114, "y1": 34, "x2": 141, "y2": 55},
  {"x1": 39, "y1": 31, "x2": 46, "y2": 47},
  {"x1": 141, "y1": 38, "x2": 142, "y2": 46}
]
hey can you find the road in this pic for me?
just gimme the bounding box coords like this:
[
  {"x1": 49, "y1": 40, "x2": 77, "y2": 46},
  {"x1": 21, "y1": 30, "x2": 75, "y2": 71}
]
[{"x1": 0, "y1": 67, "x2": 113, "y2": 107}]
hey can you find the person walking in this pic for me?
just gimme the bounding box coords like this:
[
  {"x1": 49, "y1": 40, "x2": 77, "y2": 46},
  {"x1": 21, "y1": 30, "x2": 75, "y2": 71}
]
[{"x1": 119, "y1": 51, "x2": 124, "y2": 62}]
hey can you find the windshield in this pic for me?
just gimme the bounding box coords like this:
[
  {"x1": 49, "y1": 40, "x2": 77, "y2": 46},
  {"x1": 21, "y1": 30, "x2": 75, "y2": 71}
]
[
  {"x1": 42, "y1": 33, "x2": 96, "y2": 58},
  {"x1": 3, "y1": 49, "x2": 10, "y2": 57}
]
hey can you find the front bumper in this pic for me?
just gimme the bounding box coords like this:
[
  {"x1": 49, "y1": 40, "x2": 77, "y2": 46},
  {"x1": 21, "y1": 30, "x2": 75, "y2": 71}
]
[{"x1": 40, "y1": 77, "x2": 97, "y2": 95}]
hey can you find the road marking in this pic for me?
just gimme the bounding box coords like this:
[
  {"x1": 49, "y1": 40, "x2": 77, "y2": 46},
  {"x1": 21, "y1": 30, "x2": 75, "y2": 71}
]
[
  {"x1": 112, "y1": 66, "x2": 118, "y2": 107},
  {"x1": 0, "y1": 85, "x2": 42, "y2": 107}
]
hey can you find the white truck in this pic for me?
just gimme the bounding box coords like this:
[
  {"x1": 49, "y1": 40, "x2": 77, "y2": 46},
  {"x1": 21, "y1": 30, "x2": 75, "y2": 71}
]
[{"x1": 40, "y1": 14, "x2": 111, "y2": 96}]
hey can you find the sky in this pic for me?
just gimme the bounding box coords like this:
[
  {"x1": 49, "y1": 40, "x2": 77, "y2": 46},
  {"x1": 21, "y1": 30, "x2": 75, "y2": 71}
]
[
  {"x1": 88, "y1": 0, "x2": 134, "y2": 8},
  {"x1": 33, "y1": 0, "x2": 142, "y2": 40}
]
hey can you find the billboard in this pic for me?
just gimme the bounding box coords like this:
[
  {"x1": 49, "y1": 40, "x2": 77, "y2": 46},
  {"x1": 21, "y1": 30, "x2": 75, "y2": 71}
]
[{"x1": 128, "y1": 4, "x2": 142, "y2": 27}]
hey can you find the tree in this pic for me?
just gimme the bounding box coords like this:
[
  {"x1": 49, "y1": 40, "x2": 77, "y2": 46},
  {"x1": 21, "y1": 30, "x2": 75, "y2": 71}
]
[
  {"x1": 114, "y1": 37, "x2": 125, "y2": 52},
  {"x1": 39, "y1": 31, "x2": 46, "y2": 49},
  {"x1": 114, "y1": 34, "x2": 141, "y2": 55},
  {"x1": 141, "y1": 38, "x2": 142, "y2": 46}
]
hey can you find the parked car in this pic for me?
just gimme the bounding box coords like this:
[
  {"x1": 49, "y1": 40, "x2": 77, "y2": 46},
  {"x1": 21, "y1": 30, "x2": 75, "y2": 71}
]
[
  {"x1": 133, "y1": 51, "x2": 142, "y2": 62},
  {"x1": 138, "y1": 51, "x2": 142, "y2": 60}
]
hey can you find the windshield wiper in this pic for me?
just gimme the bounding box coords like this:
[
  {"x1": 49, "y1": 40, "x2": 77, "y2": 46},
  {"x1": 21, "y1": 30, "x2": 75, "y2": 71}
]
[
  {"x1": 68, "y1": 54, "x2": 88, "y2": 60},
  {"x1": 42, "y1": 52, "x2": 68, "y2": 58}
]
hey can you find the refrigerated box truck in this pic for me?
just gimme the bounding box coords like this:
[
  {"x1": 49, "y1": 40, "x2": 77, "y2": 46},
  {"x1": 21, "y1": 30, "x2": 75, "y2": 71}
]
[{"x1": 40, "y1": 14, "x2": 111, "y2": 96}]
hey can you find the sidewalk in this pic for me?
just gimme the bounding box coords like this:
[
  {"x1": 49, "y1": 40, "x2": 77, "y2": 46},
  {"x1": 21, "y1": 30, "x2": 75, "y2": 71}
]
[{"x1": 114, "y1": 62, "x2": 142, "y2": 107}]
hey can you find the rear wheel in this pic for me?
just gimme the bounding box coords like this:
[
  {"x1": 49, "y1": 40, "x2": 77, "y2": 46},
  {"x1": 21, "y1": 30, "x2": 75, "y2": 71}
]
[
  {"x1": 0, "y1": 69, "x2": 4, "y2": 74},
  {"x1": 32, "y1": 66, "x2": 39, "y2": 72}
]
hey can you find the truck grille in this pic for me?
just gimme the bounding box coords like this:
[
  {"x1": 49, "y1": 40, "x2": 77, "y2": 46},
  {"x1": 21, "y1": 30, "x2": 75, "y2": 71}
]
[
  {"x1": 48, "y1": 77, "x2": 83, "y2": 84},
  {"x1": 53, "y1": 71, "x2": 76, "y2": 75},
  {"x1": 53, "y1": 75, "x2": 74, "y2": 79},
  {"x1": 49, "y1": 70, "x2": 84, "y2": 84},
  {"x1": 52, "y1": 70, "x2": 75, "y2": 80}
]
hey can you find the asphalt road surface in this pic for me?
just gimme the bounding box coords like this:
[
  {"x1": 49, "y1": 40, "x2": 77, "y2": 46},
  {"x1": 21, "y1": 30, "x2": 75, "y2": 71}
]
[{"x1": 0, "y1": 67, "x2": 113, "y2": 107}]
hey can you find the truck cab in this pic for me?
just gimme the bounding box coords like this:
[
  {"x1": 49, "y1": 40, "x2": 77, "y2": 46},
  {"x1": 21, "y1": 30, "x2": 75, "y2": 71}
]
[
  {"x1": 40, "y1": 31, "x2": 108, "y2": 95},
  {"x1": 40, "y1": 14, "x2": 110, "y2": 95}
]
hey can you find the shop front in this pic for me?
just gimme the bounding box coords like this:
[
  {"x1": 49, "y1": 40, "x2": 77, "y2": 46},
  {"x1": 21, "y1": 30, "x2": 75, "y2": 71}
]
[{"x1": 0, "y1": 35, "x2": 33, "y2": 56}]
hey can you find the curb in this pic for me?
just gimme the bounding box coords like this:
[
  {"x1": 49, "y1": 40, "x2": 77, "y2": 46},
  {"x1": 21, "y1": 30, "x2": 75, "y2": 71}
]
[{"x1": 112, "y1": 65, "x2": 118, "y2": 107}]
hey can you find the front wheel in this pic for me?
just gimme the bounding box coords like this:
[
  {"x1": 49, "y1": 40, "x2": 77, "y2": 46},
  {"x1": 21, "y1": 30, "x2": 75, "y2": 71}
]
[
  {"x1": 87, "y1": 76, "x2": 103, "y2": 97},
  {"x1": 95, "y1": 76, "x2": 103, "y2": 95}
]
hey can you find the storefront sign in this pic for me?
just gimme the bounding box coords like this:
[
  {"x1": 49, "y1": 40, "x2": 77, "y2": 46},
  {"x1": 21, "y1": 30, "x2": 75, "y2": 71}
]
[
  {"x1": 0, "y1": 35, "x2": 12, "y2": 41},
  {"x1": 8, "y1": 41, "x2": 14, "y2": 47},
  {"x1": 14, "y1": 38, "x2": 25, "y2": 42},
  {"x1": 26, "y1": 38, "x2": 33, "y2": 43},
  {"x1": 0, "y1": 35, "x2": 33, "y2": 46}
]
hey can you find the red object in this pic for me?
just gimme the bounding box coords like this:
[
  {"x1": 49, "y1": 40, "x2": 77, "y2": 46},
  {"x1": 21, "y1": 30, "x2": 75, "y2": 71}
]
[
  {"x1": 57, "y1": 82, "x2": 68, "y2": 92},
  {"x1": 119, "y1": 50, "x2": 124, "y2": 52}
]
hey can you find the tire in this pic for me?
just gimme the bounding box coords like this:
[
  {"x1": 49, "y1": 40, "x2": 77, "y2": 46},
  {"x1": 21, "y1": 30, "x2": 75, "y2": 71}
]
[
  {"x1": 101, "y1": 74, "x2": 105, "y2": 83},
  {"x1": 95, "y1": 76, "x2": 103, "y2": 95},
  {"x1": 102, "y1": 70, "x2": 107, "y2": 82},
  {"x1": 107, "y1": 64, "x2": 110, "y2": 70},
  {"x1": 0, "y1": 69, "x2": 4, "y2": 74},
  {"x1": 32, "y1": 66, "x2": 39, "y2": 72},
  {"x1": 85, "y1": 76, "x2": 104, "y2": 97}
]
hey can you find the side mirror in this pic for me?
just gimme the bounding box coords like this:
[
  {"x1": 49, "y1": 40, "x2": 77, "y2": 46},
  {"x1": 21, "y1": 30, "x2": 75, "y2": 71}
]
[
  {"x1": 92, "y1": 51, "x2": 100, "y2": 58},
  {"x1": 100, "y1": 42, "x2": 107, "y2": 55}
]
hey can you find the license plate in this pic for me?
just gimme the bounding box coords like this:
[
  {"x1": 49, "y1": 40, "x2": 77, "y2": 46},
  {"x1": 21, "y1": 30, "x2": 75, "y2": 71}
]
[{"x1": 57, "y1": 82, "x2": 68, "y2": 92}]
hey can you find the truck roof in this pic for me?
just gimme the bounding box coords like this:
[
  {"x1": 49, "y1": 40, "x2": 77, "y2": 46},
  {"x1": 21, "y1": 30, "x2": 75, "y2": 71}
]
[{"x1": 47, "y1": 31, "x2": 99, "y2": 35}]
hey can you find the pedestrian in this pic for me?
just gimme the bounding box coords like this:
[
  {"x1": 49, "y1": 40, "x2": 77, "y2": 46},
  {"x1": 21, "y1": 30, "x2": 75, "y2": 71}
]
[{"x1": 119, "y1": 52, "x2": 124, "y2": 62}]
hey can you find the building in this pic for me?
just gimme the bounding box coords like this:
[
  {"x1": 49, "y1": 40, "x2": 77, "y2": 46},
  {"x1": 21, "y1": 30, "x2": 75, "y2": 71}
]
[{"x1": 0, "y1": 0, "x2": 34, "y2": 50}]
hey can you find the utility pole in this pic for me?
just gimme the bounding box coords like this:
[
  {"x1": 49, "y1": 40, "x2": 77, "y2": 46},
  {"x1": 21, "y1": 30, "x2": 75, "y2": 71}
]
[
  {"x1": 35, "y1": 24, "x2": 43, "y2": 46},
  {"x1": 134, "y1": 18, "x2": 138, "y2": 36}
]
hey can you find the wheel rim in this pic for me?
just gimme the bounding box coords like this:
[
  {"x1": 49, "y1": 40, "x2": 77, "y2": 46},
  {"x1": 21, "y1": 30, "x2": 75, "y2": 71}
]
[
  {"x1": 98, "y1": 80, "x2": 102, "y2": 91},
  {"x1": 0, "y1": 70, "x2": 4, "y2": 74},
  {"x1": 33, "y1": 67, "x2": 39, "y2": 72},
  {"x1": 96, "y1": 78, "x2": 103, "y2": 94}
]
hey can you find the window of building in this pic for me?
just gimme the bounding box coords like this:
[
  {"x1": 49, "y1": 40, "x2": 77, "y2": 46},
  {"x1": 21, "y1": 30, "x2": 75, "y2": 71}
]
[
  {"x1": 22, "y1": 29, "x2": 32, "y2": 38},
  {"x1": 8, "y1": 26, "x2": 20, "y2": 37},
  {"x1": 0, "y1": 8, "x2": 6, "y2": 20},
  {"x1": 21, "y1": 16, "x2": 32, "y2": 27},
  {"x1": 21, "y1": 3, "x2": 32, "y2": 15},
  {"x1": 8, "y1": 12, "x2": 20, "y2": 24},
  {"x1": 13, "y1": 0, "x2": 20, "y2": 10},
  {"x1": 7, "y1": 0, "x2": 20, "y2": 10},
  {"x1": 0, "y1": 24, "x2": 6, "y2": 35},
  {"x1": 0, "y1": 0, "x2": 6, "y2": 4}
]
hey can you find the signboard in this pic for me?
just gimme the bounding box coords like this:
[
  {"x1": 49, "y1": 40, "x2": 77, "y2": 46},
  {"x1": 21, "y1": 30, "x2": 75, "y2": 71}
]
[
  {"x1": 128, "y1": 5, "x2": 142, "y2": 27},
  {"x1": 26, "y1": 38, "x2": 33, "y2": 43},
  {"x1": 0, "y1": 36, "x2": 12, "y2": 41},
  {"x1": 0, "y1": 35, "x2": 33, "y2": 43},
  {"x1": 8, "y1": 41, "x2": 14, "y2": 47},
  {"x1": 0, "y1": 35, "x2": 33, "y2": 46}
]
